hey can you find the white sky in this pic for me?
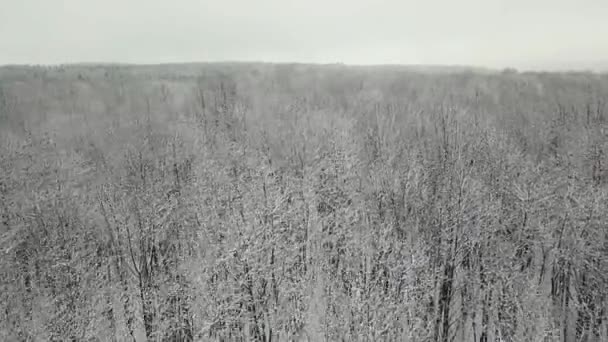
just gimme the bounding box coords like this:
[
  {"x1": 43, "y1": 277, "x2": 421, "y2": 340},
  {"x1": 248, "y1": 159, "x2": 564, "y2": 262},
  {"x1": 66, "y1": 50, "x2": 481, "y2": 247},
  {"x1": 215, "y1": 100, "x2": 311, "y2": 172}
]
[{"x1": 1, "y1": 0, "x2": 607, "y2": 70}]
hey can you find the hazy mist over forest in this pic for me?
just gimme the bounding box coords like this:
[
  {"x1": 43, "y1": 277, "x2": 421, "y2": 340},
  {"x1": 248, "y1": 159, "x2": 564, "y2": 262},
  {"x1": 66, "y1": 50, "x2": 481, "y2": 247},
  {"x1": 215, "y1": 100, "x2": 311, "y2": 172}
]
[{"x1": 2, "y1": 0, "x2": 608, "y2": 71}]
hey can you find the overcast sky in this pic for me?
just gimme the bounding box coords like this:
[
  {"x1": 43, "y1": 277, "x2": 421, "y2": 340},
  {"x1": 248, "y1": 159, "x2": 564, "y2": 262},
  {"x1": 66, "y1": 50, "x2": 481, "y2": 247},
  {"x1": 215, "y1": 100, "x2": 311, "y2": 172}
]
[{"x1": 1, "y1": 0, "x2": 607, "y2": 71}]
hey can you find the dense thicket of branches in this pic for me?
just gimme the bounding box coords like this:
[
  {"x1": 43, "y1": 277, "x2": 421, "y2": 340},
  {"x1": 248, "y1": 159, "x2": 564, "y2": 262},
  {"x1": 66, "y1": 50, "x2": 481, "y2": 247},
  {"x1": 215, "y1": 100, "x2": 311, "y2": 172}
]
[{"x1": 1, "y1": 64, "x2": 607, "y2": 341}]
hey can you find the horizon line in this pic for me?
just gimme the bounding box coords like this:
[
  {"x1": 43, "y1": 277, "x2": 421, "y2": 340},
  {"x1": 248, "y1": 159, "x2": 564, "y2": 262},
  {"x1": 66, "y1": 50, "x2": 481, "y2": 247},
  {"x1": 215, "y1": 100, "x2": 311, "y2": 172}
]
[{"x1": 1, "y1": 60, "x2": 607, "y2": 74}]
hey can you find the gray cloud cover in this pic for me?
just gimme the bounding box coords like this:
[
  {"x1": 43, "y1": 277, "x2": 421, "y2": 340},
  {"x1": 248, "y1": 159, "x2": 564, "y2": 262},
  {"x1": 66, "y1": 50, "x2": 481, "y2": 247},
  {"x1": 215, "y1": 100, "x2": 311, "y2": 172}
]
[{"x1": 1, "y1": 0, "x2": 607, "y2": 70}]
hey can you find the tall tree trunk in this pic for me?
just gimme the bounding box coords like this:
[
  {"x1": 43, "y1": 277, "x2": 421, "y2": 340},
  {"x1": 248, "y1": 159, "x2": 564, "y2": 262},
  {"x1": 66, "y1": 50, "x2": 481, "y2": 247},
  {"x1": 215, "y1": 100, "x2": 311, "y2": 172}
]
[
  {"x1": 139, "y1": 273, "x2": 154, "y2": 342},
  {"x1": 439, "y1": 262, "x2": 454, "y2": 342},
  {"x1": 117, "y1": 257, "x2": 137, "y2": 342},
  {"x1": 100, "y1": 197, "x2": 137, "y2": 341},
  {"x1": 105, "y1": 263, "x2": 118, "y2": 342}
]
